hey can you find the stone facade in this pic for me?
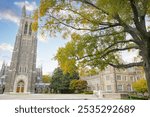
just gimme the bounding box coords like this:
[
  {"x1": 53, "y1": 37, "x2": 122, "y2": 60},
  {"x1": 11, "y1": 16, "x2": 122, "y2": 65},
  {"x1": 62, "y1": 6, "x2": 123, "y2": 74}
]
[
  {"x1": 81, "y1": 66, "x2": 144, "y2": 93},
  {"x1": 0, "y1": 62, "x2": 9, "y2": 93},
  {"x1": 0, "y1": 6, "x2": 42, "y2": 94}
]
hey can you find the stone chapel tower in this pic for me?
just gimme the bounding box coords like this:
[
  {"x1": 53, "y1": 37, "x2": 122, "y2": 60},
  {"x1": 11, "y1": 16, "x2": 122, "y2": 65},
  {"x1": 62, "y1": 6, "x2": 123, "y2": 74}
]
[{"x1": 4, "y1": 6, "x2": 38, "y2": 93}]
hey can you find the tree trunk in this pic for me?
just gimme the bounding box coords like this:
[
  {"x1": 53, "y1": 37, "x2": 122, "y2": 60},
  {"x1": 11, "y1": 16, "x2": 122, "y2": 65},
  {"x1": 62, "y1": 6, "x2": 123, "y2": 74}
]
[
  {"x1": 143, "y1": 59, "x2": 150, "y2": 97},
  {"x1": 143, "y1": 39, "x2": 150, "y2": 97}
]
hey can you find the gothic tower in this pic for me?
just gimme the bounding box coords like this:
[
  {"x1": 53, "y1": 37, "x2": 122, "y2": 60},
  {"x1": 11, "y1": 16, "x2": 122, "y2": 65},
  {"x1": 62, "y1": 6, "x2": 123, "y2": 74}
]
[{"x1": 4, "y1": 6, "x2": 37, "y2": 93}]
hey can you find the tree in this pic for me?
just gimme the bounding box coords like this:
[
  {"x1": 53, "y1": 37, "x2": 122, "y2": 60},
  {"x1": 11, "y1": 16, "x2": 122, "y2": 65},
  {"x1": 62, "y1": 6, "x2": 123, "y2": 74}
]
[
  {"x1": 42, "y1": 75, "x2": 51, "y2": 83},
  {"x1": 79, "y1": 67, "x2": 99, "y2": 77},
  {"x1": 70, "y1": 79, "x2": 88, "y2": 93},
  {"x1": 34, "y1": 0, "x2": 150, "y2": 95},
  {"x1": 50, "y1": 67, "x2": 79, "y2": 93},
  {"x1": 132, "y1": 78, "x2": 148, "y2": 95}
]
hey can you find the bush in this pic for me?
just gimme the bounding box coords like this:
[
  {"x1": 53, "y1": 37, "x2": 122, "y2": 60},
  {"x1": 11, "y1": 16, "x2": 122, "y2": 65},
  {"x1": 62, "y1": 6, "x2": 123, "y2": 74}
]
[
  {"x1": 132, "y1": 78, "x2": 148, "y2": 95},
  {"x1": 128, "y1": 94, "x2": 148, "y2": 100},
  {"x1": 84, "y1": 91, "x2": 93, "y2": 94},
  {"x1": 70, "y1": 80, "x2": 88, "y2": 93}
]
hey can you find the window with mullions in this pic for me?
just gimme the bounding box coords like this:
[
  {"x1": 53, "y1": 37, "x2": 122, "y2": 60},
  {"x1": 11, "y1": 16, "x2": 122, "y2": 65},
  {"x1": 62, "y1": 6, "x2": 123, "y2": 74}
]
[
  {"x1": 117, "y1": 85, "x2": 123, "y2": 91},
  {"x1": 106, "y1": 85, "x2": 111, "y2": 92},
  {"x1": 24, "y1": 22, "x2": 28, "y2": 35},
  {"x1": 116, "y1": 75, "x2": 121, "y2": 80},
  {"x1": 29, "y1": 23, "x2": 32, "y2": 35}
]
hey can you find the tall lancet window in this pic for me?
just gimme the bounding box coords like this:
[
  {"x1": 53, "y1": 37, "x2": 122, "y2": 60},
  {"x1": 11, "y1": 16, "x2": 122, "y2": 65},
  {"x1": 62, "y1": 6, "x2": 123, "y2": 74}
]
[
  {"x1": 24, "y1": 22, "x2": 28, "y2": 35},
  {"x1": 29, "y1": 23, "x2": 32, "y2": 35}
]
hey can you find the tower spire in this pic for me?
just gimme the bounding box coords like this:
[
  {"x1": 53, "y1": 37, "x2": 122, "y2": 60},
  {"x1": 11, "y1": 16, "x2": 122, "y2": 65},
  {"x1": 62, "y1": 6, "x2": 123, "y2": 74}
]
[
  {"x1": 1, "y1": 61, "x2": 5, "y2": 69},
  {"x1": 22, "y1": 2, "x2": 26, "y2": 17}
]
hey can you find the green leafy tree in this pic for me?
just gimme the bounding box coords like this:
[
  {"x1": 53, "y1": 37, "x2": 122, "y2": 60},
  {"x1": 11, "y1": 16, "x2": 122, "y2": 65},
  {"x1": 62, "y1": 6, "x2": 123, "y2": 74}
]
[
  {"x1": 34, "y1": 0, "x2": 150, "y2": 95},
  {"x1": 70, "y1": 79, "x2": 88, "y2": 93},
  {"x1": 42, "y1": 75, "x2": 51, "y2": 83},
  {"x1": 50, "y1": 68, "x2": 63, "y2": 93},
  {"x1": 132, "y1": 78, "x2": 148, "y2": 95},
  {"x1": 51, "y1": 67, "x2": 79, "y2": 93}
]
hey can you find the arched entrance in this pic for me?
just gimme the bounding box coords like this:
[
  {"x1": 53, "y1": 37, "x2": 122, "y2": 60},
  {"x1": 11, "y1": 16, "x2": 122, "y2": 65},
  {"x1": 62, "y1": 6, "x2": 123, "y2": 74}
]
[
  {"x1": 16, "y1": 80, "x2": 24, "y2": 93},
  {"x1": 14, "y1": 75, "x2": 28, "y2": 93}
]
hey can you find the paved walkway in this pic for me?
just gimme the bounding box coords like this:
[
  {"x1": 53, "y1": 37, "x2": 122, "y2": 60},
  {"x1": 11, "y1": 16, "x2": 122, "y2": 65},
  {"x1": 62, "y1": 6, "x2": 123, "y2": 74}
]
[{"x1": 0, "y1": 94, "x2": 100, "y2": 100}]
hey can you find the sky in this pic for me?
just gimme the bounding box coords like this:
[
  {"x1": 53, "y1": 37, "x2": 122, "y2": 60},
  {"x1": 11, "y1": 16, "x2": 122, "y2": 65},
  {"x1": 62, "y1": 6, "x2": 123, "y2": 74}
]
[
  {"x1": 0, "y1": 0, "x2": 140, "y2": 75},
  {"x1": 0, "y1": 0, "x2": 68, "y2": 74}
]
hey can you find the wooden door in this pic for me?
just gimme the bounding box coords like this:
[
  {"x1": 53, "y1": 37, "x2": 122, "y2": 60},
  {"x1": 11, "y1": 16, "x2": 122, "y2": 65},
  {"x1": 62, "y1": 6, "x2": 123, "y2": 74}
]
[{"x1": 16, "y1": 81, "x2": 24, "y2": 93}]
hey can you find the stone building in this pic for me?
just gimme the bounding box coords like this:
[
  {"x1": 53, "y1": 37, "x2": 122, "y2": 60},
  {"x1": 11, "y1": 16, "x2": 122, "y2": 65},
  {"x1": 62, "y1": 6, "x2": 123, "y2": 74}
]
[
  {"x1": 0, "y1": 6, "x2": 43, "y2": 94},
  {"x1": 0, "y1": 62, "x2": 9, "y2": 94},
  {"x1": 81, "y1": 66, "x2": 144, "y2": 93}
]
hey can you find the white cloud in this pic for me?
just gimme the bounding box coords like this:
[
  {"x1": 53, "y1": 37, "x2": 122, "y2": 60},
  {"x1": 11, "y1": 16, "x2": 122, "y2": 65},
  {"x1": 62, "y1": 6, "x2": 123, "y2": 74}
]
[
  {"x1": 0, "y1": 43, "x2": 13, "y2": 52},
  {"x1": 14, "y1": 1, "x2": 37, "y2": 11},
  {"x1": 0, "y1": 10, "x2": 20, "y2": 24}
]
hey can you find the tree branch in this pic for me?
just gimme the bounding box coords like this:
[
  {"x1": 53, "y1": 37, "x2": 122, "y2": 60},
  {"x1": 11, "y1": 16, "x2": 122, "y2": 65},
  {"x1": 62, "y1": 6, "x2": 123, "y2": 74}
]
[
  {"x1": 139, "y1": 0, "x2": 148, "y2": 33},
  {"x1": 47, "y1": 13, "x2": 119, "y2": 32},
  {"x1": 77, "y1": 46, "x2": 139, "y2": 62},
  {"x1": 129, "y1": 0, "x2": 148, "y2": 36},
  {"x1": 94, "y1": 31, "x2": 125, "y2": 38},
  {"x1": 79, "y1": 0, "x2": 110, "y2": 15},
  {"x1": 66, "y1": 8, "x2": 120, "y2": 27},
  {"x1": 108, "y1": 61, "x2": 143, "y2": 68},
  {"x1": 102, "y1": 40, "x2": 136, "y2": 53},
  {"x1": 98, "y1": 46, "x2": 139, "y2": 60},
  {"x1": 129, "y1": 0, "x2": 140, "y2": 27}
]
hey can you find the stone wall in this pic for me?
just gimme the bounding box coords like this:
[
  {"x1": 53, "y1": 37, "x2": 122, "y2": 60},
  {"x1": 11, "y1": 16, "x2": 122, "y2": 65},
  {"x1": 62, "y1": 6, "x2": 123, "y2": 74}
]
[
  {"x1": 0, "y1": 85, "x2": 5, "y2": 94},
  {"x1": 102, "y1": 93, "x2": 129, "y2": 99}
]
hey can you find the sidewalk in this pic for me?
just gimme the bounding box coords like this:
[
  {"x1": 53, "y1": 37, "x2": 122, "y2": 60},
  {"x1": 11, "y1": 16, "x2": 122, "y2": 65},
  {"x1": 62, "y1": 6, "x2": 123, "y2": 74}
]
[{"x1": 0, "y1": 94, "x2": 100, "y2": 100}]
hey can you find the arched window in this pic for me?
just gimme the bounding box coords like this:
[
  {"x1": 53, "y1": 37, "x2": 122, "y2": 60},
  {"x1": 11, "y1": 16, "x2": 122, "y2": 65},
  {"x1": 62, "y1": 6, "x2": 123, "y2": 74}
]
[
  {"x1": 29, "y1": 23, "x2": 32, "y2": 35},
  {"x1": 24, "y1": 22, "x2": 28, "y2": 35}
]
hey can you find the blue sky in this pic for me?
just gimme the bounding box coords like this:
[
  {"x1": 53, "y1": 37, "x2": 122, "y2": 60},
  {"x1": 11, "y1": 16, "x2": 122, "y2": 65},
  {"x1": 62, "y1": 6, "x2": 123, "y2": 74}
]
[{"x1": 0, "y1": 0, "x2": 68, "y2": 74}]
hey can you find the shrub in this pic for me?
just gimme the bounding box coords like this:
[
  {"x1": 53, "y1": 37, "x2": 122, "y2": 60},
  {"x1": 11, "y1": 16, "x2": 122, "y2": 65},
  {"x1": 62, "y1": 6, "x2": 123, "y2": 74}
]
[
  {"x1": 132, "y1": 78, "x2": 148, "y2": 95},
  {"x1": 70, "y1": 80, "x2": 88, "y2": 93},
  {"x1": 84, "y1": 91, "x2": 93, "y2": 94}
]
